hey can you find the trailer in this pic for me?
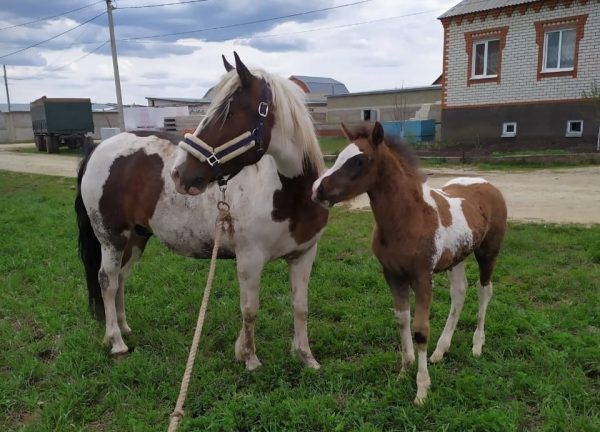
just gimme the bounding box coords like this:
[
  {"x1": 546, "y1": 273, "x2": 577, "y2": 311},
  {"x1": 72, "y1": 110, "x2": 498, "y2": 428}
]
[{"x1": 30, "y1": 97, "x2": 94, "y2": 153}]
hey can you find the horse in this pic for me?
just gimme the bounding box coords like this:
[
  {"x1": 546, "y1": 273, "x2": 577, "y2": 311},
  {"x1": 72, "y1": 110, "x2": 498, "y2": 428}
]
[
  {"x1": 75, "y1": 53, "x2": 328, "y2": 371},
  {"x1": 311, "y1": 122, "x2": 507, "y2": 404}
]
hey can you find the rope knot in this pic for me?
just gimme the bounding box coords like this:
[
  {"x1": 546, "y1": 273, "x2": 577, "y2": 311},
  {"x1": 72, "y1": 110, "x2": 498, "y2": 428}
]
[{"x1": 170, "y1": 408, "x2": 185, "y2": 420}]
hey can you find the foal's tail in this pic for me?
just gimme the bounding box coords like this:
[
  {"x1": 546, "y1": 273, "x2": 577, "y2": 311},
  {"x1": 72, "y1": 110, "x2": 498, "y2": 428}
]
[{"x1": 74, "y1": 144, "x2": 105, "y2": 321}]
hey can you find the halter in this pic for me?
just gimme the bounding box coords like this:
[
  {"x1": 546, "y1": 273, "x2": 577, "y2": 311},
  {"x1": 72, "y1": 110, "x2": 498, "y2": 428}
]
[{"x1": 178, "y1": 79, "x2": 270, "y2": 186}]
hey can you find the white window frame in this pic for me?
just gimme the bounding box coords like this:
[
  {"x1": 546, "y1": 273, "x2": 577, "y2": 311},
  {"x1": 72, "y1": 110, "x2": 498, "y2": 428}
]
[
  {"x1": 501, "y1": 122, "x2": 517, "y2": 138},
  {"x1": 472, "y1": 39, "x2": 499, "y2": 79},
  {"x1": 361, "y1": 109, "x2": 378, "y2": 121},
  {"x1": 542, "y1": 28, "x2": 576, "y2": 72},
  {"x1": 566, "y1": 120, "x2": 583, "y2": 137}
]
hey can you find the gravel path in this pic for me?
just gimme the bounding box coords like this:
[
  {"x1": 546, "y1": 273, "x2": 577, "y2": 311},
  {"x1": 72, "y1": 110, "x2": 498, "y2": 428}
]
[{"x1": 1, "y1": 144, "x2": 599, "y2": 224}]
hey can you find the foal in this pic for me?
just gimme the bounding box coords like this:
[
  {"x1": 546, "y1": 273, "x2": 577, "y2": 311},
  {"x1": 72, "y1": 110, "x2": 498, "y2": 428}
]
[{"x1": 312, "y1": 122, "x2": 507, "y2": 404}]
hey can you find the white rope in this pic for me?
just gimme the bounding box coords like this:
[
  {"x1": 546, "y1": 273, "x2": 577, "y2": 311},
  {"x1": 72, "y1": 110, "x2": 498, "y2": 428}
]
[{"x1": 168, "y1": 203, "x2": 232, "y2": 432}]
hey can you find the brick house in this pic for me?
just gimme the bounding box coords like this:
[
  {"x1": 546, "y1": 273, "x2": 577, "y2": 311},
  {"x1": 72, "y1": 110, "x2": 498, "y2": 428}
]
[{"x1": 439, "y1": 0, "x2": 600, "y2": 147}]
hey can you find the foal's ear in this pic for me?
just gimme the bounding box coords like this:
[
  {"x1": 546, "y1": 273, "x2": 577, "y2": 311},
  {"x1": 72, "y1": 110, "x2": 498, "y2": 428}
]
[
  {"x1": 340, "y1": 122, "x2": 353, "y2": 141},
  {"x1": 233, "y1": 51, "x2": 254, "y2": 88},
  {"x1": 222, "y1": 55, "x2": 234, "y2": 72},
  {"x1": 371, "y1": 121, "x2": 384, "y2": 147}
]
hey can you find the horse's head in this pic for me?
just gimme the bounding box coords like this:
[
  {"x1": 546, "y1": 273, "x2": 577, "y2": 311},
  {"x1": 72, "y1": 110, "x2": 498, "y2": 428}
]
[
  {"x1": 171, "y1": 52, "x2": 275, "y2": 195},
  {"x1": 312, "y1": 122, "x2": 385, "y2": 207}
]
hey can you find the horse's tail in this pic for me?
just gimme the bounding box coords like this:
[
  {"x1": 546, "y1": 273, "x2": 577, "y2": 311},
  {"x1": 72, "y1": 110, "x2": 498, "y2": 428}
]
[{"x1": 74, "y1": 143, "x2": 105, "y2": 321}]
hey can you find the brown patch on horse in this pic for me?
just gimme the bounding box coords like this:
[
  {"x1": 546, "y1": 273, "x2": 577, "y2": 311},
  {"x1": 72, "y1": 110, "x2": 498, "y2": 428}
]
[
  {"x1": 99, "y1": 149, "x2": 164, "y2": 246},
  {"x1": 272, "y1": 159, "x2": 328, "y2": 244},
  {"x1": 430, "y1": 190, "x2": 452, "y2": 227}
]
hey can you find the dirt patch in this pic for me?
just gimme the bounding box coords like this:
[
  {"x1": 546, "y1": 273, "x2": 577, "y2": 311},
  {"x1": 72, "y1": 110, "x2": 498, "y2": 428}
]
[{"x1": 348, "y1": 166, "x2": 600, "y2": 225}]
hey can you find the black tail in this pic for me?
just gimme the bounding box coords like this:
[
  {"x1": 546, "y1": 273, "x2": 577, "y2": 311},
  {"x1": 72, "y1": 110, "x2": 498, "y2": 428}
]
[{"x1": 75, "y1": 143, "x2": 105, "y2": 320}]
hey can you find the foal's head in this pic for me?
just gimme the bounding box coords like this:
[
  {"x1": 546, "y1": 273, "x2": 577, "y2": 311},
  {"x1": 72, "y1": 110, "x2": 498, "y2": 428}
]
[
  {"x1": 171, "y1": 52, "x2": 275, "y2": 195},
  {"x1": 312, "y1": 122, "x2": 386, "y2": 207}
]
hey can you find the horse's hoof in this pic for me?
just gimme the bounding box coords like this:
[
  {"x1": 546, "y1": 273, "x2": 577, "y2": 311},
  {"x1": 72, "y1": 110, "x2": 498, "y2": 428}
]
[
  {"x1": 413, "y1": 396, "x2": 426, "y2": 407},
  {"x1": 245, "y1": 356, "x2": 262, "y2": 371},
  {"x1": 120, "y1": 324, "x2": 132, "y2": 335},
  {"x1": 429, "y1": 350, "x2": 445, "y2": 363},
  {"x1": 111, "y1": 350, "x2": 130, "y2": 361},
  {"x1": 472, "y1": 345, "x2": 483, "y2": 357}
]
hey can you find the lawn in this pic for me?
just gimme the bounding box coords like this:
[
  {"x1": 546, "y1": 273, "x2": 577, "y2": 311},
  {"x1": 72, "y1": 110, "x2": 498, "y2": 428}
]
[{"x1": 1, "y1": 171, "x2": 599, "y2": 431}]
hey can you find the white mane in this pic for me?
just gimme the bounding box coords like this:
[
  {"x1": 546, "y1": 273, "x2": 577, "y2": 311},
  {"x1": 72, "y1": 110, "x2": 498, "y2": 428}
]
[{"x1": 195, "y1": 68, "x2": 325, "y2": 174}]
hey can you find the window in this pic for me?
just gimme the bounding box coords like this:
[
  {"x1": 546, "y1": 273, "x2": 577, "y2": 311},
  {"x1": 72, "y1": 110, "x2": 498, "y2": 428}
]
[
  {"x1": 464, "y1": 27, "x2": 508, "y2": 86},
  {"x1": 362, "y1": 109, "x2": 377, "y2": 121},
  {"x1": 543, "y1": 28, "x2": 575, "y2": 71},
  {"x1": 566, "y1": 120, "x2": 583, "y2": 137},
  {"x1": 534, "y1": 15, "x2": 588, "y2": 80},
  {"x1": 501, "y1": 122, "x2": 517, "y2": 138},
  {"x1": 473, "y1": 39, "x2": 499, "y2": 78}
]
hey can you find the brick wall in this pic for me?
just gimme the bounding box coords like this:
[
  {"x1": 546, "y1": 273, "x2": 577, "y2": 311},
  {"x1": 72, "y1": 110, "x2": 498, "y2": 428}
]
[{"x1": 444, "y1": 1, "x2": 600, "y2": 107}]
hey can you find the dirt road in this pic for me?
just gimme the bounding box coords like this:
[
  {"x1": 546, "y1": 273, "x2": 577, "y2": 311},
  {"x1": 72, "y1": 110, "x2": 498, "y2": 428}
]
[{"x1": 1, "y1": 144, "x2": 599, "y2": 224}]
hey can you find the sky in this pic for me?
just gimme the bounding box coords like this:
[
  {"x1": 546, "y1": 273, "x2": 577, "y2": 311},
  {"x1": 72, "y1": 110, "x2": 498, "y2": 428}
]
[{"x1": 0, "y1": 0, "x2": 455, "y2": 105}]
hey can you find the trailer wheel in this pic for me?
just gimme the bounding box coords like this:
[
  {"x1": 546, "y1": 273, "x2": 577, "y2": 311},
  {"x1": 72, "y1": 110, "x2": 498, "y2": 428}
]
[
  {"x1": 46, "y1": 135, "x2": 59, "y2": 153},
  {"x1": 34, "y1": 135, "x2": 46, "y2": 152}
]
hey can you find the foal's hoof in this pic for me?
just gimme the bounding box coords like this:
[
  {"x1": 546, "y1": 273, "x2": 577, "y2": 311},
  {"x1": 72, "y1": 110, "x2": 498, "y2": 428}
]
[
  {"x1": 111, "y1": 350, "x2": 131, "y2": 361},
  {"x1": 291, "y1": 348, "x2": 321, "y2": 369},
  {"x1": 413, "y1": 396, "x2": 427, "y2": 407},
  {"x1": 472, "y1": 345, "x2": 483, "y2": 357},
  {"x1": 245, "y1": 355, "x2": 262, "y2": 371},
  {"x1": 429, "y1": 350, "x2": 445, "y2": 363}
]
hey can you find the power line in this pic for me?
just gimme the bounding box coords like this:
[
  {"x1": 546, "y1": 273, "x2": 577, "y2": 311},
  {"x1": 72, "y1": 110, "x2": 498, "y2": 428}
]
[
  {"x1": 119, "y1": 0, "x2": 373, "y2": 41},
  {"x1": 0, "y1": 0, "x2": 104, "y2": 31},
  {"x1": 116, "y1": 0, "x2": 209, "y2": 10},
  {"x1": 0, "y1": 11, "x2": 106, "y2": 60}
]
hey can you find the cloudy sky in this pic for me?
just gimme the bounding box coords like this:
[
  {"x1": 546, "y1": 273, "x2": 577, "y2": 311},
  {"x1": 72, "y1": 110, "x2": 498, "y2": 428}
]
[{"x1": 0, "y1": 0, "x2": 455, "y2": 105}]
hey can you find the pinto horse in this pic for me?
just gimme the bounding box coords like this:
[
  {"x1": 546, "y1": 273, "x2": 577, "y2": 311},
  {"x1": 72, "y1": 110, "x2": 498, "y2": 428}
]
[
  {"x1": 312, "y1": 122, "x2": 507, "y2": 404},
  {"x1": 75, "y1": 53, "x2": 327, "y2": 370}
]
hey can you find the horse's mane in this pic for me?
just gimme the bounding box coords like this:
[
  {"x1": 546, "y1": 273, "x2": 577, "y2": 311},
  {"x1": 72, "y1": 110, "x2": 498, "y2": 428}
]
[
  {"x1": 352, "y1": 126, "x2": 420, "y2": 170},
  {"x1": 197, "y1": 69, "x2": 325, "y2": 174}
]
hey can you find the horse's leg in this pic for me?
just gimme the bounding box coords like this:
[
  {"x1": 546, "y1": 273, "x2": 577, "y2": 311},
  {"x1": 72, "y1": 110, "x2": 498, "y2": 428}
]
[
  {"x1": 99, "y1": 244, "x2": 128, "y2": 355},
  {"x1": 412, "y1": 274, "x2": 433, "y2": 406},
  {"x1": 430, "y1": 261, "x2": 468, "y2": 363},
  {"x1": 383, "y1": 269, "x2": 414, "y2": 374},
  {"x1": 116, "y1": 235, "x2": 148, "y2": 335},
  {"x1": 472, "y1": 249, "x2": 498, "y2": 357},
  {"x1": 287, "y1": 243, "x2": 320, "y2": 369},
  {"x1": 235, "y1": 252, "x2": 265, "y2": 371}
]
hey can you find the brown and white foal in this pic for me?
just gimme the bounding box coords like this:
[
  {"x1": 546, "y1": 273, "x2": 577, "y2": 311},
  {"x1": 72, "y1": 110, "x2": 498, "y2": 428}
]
[{"x1": 312, "y1": 122, "x2": 507, "y2": 404}]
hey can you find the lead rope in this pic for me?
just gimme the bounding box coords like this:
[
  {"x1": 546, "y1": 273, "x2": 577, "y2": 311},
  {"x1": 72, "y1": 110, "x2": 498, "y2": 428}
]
[{"x1": 168, "y1": 188, "x2": 232, "y2": 432}]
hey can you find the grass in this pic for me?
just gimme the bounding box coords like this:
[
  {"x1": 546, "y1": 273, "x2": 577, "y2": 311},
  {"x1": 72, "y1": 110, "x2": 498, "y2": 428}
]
[
  {"x1": 8, "y1": 146, "x2": 83, "y2": 157},
  {"x1": 319, "y1": 137, "x2": 348, "y2": 155},
  {"x1": 1, "y1": 171, "x2": 599, "y2": 431}
]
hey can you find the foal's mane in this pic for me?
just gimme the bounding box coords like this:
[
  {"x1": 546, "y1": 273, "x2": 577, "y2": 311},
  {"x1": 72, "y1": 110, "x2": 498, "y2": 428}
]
[
  {"x1": 197, "y1": 69, "x2": 325, "y2": 174},
  {"x1": 352, "y1": 126, "x2": 420, "y2": 170}
]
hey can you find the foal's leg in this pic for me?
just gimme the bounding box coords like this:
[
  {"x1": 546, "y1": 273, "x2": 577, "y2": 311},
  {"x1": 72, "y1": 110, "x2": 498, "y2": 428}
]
[
  {"x1": 472, "y1": 250, "x2": 498, "y2": 357},
  {"x1": 116, "y1": 236, "x2": 147, "y2": 335},
  {"x1": 412, "y1": 275, "x2": 433, "y2": 406},
  {"x1": 430, "y1": 261, "x2": 468, "y2": 363},
  {"x1": 287, "y1": 244, "x2": 320, "y2": 369},
  {"x1": 383, "y1": 269, "x2": 414, "y2": 374},
  {"x1": 235, "y1": 252, "x2": 266, "y2": 370},
  {"x1": 99, "y1": 244, "x2": 128, "y2": 355}
]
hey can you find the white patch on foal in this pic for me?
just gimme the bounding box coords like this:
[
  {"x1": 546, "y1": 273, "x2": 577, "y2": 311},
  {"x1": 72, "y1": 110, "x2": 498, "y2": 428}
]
[
  {"x1": 443, "y1": 177, "x2": 488, "y2": 187},
  {"x1": 311, "y1": 143, "x2": 362, "y2": 200},
  {"x1": 422, "y1": 183, "x2": 474, "y2": 270}
]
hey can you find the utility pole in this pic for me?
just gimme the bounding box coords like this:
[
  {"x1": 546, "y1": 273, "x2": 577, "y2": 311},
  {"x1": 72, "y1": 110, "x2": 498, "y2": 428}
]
[
  {"x1": 3, "y1": 64, "x2": 11, "y2": 112},
  {"x1": 106, "y1": 0, "x2": 125, "y2": 131}
]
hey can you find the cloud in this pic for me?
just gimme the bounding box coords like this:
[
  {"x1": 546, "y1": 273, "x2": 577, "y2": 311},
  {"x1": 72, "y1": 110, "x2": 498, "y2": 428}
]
[{"x1": 1, "y1": 0, "x2": 450, "y2": 104}]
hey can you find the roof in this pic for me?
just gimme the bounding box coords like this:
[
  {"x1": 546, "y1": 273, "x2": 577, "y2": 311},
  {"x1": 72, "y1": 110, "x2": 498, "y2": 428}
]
[
  {"x1": 289, "y1": 75, "x2": 349, "y2": 96},
  {"x1": 326, "y1": 85, "x2": 441, "y2": 99},
  {"x1": 145, "y1": 96, "x2": 211, "y2": 104},
  {"x1": 439, "y1": 0, "x2": 538, "y2": 19}
]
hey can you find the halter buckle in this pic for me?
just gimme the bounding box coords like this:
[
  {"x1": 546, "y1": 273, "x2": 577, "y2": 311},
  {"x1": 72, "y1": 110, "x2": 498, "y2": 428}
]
[
  {"x1": 258, "y1": 102, "x2": 269, "y2": 118},
  {"x1": 207, "y1": 154, "x2": 220, "y2": 167}
]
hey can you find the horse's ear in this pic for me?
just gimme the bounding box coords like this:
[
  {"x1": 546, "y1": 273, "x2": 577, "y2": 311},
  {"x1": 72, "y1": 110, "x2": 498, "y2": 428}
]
[
  {"x1": 371, "y1": 121, "x2": 384, "y2": 147},
  {"x1": 340, "y1": 122, "x2": 353, "y2": 141},
  {"x1": 222, "y1": 55, "x2": 234, "y2": 72},
  {"x1": 233, "y1": 51, "x2": 254, "y2": 88}
]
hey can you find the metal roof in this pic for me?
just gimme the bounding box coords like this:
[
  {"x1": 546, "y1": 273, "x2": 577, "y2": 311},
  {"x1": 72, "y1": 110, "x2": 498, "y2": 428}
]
[
  {"x1": 326, "y1": 85, "x2": 441, "y2": 99},
  {"x1": 439, "y1": 0, "x2": 538, "y2": 19},
  {"x1": 290, "y1": 75, "x2": 349, "y2": 96}
]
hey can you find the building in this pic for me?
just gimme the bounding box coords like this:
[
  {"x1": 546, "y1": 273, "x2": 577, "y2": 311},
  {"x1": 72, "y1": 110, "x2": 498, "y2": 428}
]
[
  {"x1": 288, "y1": 76, "x2": 350, "y2": 123},
  {"x1": 326, "y1": 86, "x2": 442, "y2": 138},
  {"x1": 439, "y1": 0, "x2": 600, "y2": 147}
]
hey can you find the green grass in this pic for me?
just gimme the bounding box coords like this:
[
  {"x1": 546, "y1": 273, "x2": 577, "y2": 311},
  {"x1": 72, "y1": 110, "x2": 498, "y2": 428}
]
[
  {"x1": 9, "y1": 146, "x2": 83, "y2": 157},
  {"x1": 319, "y1": 137, "x2": 348, "y2": 155},
  {"x1": 1, "y1": 171, "x2": 599, "y2": 431}
]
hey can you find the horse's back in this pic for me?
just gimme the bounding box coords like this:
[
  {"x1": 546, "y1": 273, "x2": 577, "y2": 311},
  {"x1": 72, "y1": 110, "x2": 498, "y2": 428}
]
[{"x1": 441, "y1": 177, "x2": 507, "y2": 248}]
